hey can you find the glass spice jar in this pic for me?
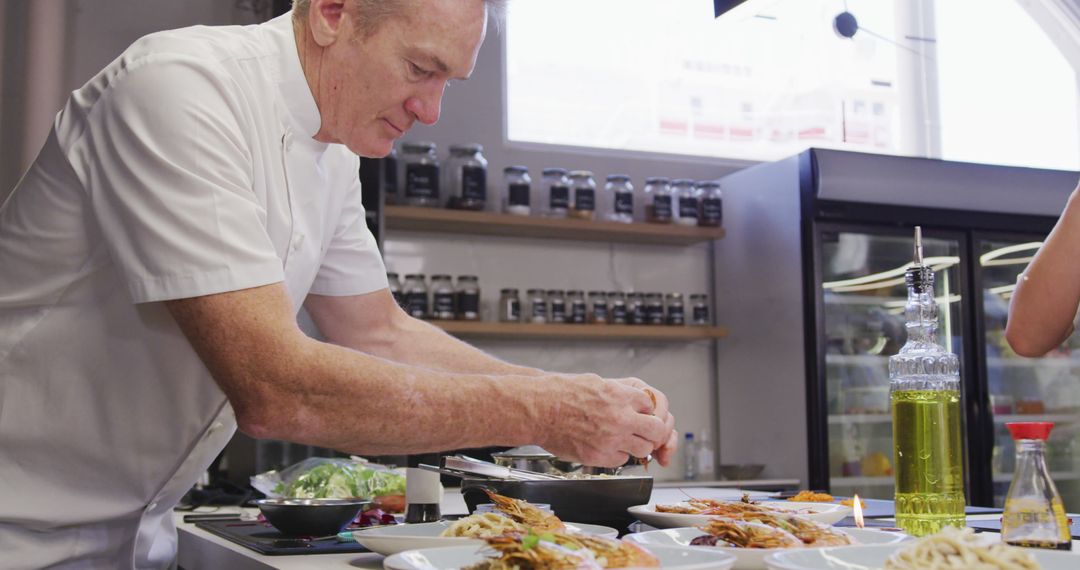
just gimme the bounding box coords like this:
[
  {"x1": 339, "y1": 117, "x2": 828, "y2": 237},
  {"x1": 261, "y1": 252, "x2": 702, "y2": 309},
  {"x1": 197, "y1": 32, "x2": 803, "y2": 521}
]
[
  {"x1": 697, "y1": 181, "x2": 723, "y2": 227},
  {"x1": 527, "y1": 289, "x2": 548, "y2": 324},
  {"x1": 643, "y1": 177, "x2": 674, "y2": 224},
  {"x1": 672, "y1": 178, "x2": 700, "y2": 226},
  {"x1": 645, "y1": 292, "x2": 665, "y2": 325},
  {"x1": 608, "y1": 291, "x2": 628, "y2": 324},
  {"x1": 503, "y1": 166, "x2": 532, "y2": 216},
  {"x1": 666, "y1": 292, "x2": 685, "y2": 325},
  {"x1": 387, "y1": 272, "x2": 405, "y2": 310},
  {"x1": 547, "y1": 289, "x2": 567, "y2": 323},
  {"x1": 382, "y1": 145, "x2": 399, "y2": 205},
  {"x1": 627, "y1": 292, "x2": 647, "y2": 325},
  {"x1": 604, "y1": 175, "x2": 634, "y2": 224},
  {"x1": 568, "y1": 170, "x2": 597, "y2": 220},
  {"x1": 400, "y1": 142, "x2": 441, "y2": 208},
  {"x1": 588, "y1": 290, "x2": 609, "y2": 324},
  {"x1": 541, "y1": 168, "x2": 570, "y2": 218},
  {"x1": 444, "y1": 143, "x2": 487, "y2": 211},
  {"x1": 690, "y1": 293, "x2": 710, "y2": 326},
  {"x1": 456, "y1": 275, "x2": 481, "y2": 321},
  {"x1": 431, "y1": 275, "x2": 456, "y2": 320},
  {"x1": 567, "y1": 290, "x2": 587, "y2": 324},
  {"x1": 403, "y1": 274, "x2": 429, "y2": 319},
  {"x1": 498, "y1": 288, "x2": 521, "y2": 322}
]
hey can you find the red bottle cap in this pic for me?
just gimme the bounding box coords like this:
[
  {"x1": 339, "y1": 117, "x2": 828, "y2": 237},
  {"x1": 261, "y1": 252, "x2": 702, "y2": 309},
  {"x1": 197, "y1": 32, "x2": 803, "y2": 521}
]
[{"x1": 1006, "y1": 422, "x2": 1054, "y2": 441}]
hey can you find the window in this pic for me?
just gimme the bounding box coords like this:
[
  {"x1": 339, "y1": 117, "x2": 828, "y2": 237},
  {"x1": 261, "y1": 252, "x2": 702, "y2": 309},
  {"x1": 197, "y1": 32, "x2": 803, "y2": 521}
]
[{"x1": 505, "y1": 0, "x2": 1079, "y2": 170}]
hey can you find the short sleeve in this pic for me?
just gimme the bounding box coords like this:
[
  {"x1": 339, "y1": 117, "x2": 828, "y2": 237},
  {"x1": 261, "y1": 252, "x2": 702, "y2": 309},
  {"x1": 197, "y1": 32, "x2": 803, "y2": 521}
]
[
  {"x1": 309, "y1": 173, "x2": 388, "y2": 296},
  {"x1": 68, "y1": 55, "x2": 284, "y2": 303}
]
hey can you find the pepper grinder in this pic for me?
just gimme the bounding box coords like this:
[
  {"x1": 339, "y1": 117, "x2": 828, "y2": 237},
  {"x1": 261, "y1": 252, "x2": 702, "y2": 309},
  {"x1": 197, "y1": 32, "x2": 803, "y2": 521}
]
[{"x1": 404, "y1": 467, "x2": 442, "y2": 523}]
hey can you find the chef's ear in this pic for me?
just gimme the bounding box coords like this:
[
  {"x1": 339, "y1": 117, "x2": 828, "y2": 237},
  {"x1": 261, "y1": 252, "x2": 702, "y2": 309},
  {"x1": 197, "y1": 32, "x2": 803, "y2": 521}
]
[{"x1": 308, "y1": 0, "x2": 348, "y2": 47}]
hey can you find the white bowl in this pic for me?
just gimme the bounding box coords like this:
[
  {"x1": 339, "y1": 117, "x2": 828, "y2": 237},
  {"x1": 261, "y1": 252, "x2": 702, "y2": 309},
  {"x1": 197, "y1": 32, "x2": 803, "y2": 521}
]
[
  {"x1": 383, "y1": 543, "x2": 737, "y2": 570},
  {"x1": 629, "y1": 502, "x2": 852, "y2": 529},
  {"x1": 624, "y1": 526, "x2": 909, "y2": 570},
  {"x1": 354, "y1": 520, "x2": 618, "y2": 556},
  {"x1": 764, "y1": 543, "x2": 1080, "y2": 570}
]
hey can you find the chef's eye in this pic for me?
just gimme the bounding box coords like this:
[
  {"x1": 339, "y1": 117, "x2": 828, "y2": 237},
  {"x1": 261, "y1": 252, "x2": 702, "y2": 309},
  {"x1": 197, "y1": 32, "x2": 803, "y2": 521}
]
[{"x1": 407, "y1": 61, "x2": 432, "y2": 79}]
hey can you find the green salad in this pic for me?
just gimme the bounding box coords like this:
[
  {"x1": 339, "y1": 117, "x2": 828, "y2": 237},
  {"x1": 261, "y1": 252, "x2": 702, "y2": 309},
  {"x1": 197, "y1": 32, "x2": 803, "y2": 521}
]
[{"x1": 273, "y1": 462, "x2": 406, "y2": 499}]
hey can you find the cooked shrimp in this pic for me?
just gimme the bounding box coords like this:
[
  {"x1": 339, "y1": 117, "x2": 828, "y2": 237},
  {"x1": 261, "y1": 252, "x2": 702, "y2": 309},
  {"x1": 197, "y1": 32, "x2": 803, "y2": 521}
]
[
  {"x1": 481, "y1": 532, "x2": 659, "y2": 569},
  {"x1": 697, "y1": 518, "x2": 804, "y2": 549},
  {"x1": 738, "y1": 512, "x2": 852, "y2": 546},
  {"x1": 483, "y1": 490, "x2": 566, "y2": 533}
]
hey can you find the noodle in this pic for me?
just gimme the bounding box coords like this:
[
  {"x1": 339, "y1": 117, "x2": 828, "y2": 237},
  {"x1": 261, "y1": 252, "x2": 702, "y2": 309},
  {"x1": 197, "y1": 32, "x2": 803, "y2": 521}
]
[
  {"x1": 440, "y1": 513, "x2": 527, "y2": 538},
  {"x1": 884, "y1": 527, "x2": 1040, "y2": 570}
]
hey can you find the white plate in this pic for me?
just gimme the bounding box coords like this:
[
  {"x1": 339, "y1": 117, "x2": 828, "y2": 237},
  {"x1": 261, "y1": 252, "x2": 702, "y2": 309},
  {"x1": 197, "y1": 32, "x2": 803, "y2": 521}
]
[
  {"x1": 624, "y1": 527, "x2": 909, "y2": 570},
  {"x1": 628, "y1": 502, "x2": 853, "y2": 529},
  {"x1": 764, "y1": 543, "x2": 1080, "y2": 570},
  {"x1": 354, "y1": 520, "x2": 618, "y2": 556},
  {"x1": 383, "y1": 543, "x2": 737, "y2": 570}
]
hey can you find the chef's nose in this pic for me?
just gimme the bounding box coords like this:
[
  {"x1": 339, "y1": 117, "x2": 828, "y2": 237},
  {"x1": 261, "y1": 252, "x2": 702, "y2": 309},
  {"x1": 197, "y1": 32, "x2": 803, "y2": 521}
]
[{"x1": 405, "y1": 84, "x2": 445, "y2": 126}]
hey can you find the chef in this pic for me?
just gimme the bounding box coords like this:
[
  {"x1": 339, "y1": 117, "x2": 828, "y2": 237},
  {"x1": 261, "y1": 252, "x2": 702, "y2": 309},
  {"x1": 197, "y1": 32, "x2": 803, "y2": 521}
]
[{"x1": 0, "y1": 0, "x2": 678, "y2": 567}]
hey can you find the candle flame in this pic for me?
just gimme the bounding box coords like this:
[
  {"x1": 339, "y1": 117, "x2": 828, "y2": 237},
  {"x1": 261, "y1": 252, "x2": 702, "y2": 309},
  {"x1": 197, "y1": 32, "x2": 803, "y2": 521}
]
[{"x1": 852, "y1": 494, "x2": 864, "y2": 528}]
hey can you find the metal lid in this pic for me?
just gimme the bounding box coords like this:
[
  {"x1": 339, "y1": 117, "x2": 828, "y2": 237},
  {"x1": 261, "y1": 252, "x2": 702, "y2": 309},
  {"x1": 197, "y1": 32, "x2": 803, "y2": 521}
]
[
  {"x1": 567, "y1": 289, "x2": 584, "y2": 296},
  {"x1": 500, "y1": 287, "x2": 519, "y2": 294},
  {"x1": 695, "y1": 180, "x2": 721, "y2": 189},
  {"x1": 457, "y1": 275, "x2": 479, "y2": 281},
  {"x1": 431, "y1": 274, "x2": 452, "y2": 280},
  {"x1": 527, "y1": 288, "x2": 546, "y2": 295},
  {"x1": 644, "y1": 177, "x2": 671, "y2": 184},
  {"x1": 546, "y1": 289, "x2": 565, "y2": 296},
  {"x1": 607, "y1": 291, "x2": 625, "y2": 297},
  {"x1": 588, "y1": 290, "x2": 607, "y2": 296},
  {"x1": 606, "y1": 174, "x2": 631, "y2": 182},
  {"x1": 404, "y1": 273, "x2": 426, "y2": 279},
  {"x1": 568, "y1": 170, "x2": 594, "y2": 178},
  {"x1": 387, "y1": 272, "x2": 399, "y2": 278},
  {"x1": 449, "y1": 143, "x2": 483, "y2": 154},
  {"x1": 401, "y1": 141, "x2": 436, "y2": 153},
  {"x1": 671, "y1": 178, "x2": 695, "y2": 186},
  {"x1": 541, "y1": 167, "x2": 568, "y2": 176},
  {"x1": 492, "y1": 445, "x2": 555, "y2": 459},
  {"x1": 666, "y1": 292, "x2": 684, "y2": 299},
  {"x1": 504, "y1": 165, "x2": 529, "y2": 174}
]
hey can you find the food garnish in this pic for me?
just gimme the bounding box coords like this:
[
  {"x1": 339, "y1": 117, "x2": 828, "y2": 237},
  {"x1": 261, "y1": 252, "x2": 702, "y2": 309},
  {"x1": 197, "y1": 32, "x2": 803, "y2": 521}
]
[
  {"x1": 691, "y1": 512, "x2": 852, "y2": 549},
  {"x1": 788, "y1": 490, "x2": 835, "y2": 503},
  {"x1": 466, "y1": 531, "x2": 660, "y2": 570}
]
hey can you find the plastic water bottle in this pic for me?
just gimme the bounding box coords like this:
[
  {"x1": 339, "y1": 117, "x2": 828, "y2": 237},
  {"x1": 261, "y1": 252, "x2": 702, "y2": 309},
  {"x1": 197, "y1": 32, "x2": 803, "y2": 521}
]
[
  {"x1": 696, "y1": 428, "x2": 716, "y2": 481},
  {"x1": 683, "y1": 432, "x2": 697, "y2": 481},
  {"x1": 889, "y1": 226, "x2": 965, "y2": 536}
]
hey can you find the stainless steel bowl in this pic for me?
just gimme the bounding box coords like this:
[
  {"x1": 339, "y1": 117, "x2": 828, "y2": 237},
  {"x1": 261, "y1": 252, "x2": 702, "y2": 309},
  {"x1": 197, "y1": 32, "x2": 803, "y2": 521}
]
[
  {"x1": 718, "y1": 463, "x2": 765, "y2": 480},
  {"x1": 254, "y1": 498, "x2": 370, "y2": 537}
]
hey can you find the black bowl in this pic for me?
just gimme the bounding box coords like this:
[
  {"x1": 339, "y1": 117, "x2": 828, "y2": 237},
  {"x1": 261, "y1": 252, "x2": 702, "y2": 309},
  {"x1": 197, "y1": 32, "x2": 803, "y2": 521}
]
[
  {"x1": 254, "y1": 498, "x2": 370, "y2": 537},
  {"x1": 461, "y1": 476, "x2": 652, "y2": 533}
]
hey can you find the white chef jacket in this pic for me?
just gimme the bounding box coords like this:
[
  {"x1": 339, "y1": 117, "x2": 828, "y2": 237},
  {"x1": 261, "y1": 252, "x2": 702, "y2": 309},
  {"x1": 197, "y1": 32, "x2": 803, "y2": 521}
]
[{"x1": 0, "y1": 14, "x2": 387, "y2": 569}]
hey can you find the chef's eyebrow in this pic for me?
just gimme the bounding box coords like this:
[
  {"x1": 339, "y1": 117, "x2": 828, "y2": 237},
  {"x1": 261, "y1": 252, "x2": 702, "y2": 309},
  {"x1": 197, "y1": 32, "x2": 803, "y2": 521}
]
[{"x1": 420, "y1": 53, "x2": 470, "y2": 81}]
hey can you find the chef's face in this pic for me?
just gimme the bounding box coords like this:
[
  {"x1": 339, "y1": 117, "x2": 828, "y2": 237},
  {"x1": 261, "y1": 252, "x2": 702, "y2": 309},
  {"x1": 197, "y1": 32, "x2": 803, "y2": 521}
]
[{"x1": 309, "y1": 0, "x2": 488, "y2": 157}]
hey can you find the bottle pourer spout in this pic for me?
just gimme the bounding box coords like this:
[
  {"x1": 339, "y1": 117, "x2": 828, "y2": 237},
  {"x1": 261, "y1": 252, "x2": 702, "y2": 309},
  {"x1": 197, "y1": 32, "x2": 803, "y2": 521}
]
[{"x1": 913, "y1": 226, "x2": 924, "y2": 266}]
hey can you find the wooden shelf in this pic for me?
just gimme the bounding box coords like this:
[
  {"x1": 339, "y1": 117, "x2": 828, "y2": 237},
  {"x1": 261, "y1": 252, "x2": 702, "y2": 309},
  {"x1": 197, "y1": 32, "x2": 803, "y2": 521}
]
[
  {"x1": 430, "y1": 320, "x2": 728, "y2": 341},
  {"x1": 383, "y1": 205, "x2": 725, "y2": 245}
]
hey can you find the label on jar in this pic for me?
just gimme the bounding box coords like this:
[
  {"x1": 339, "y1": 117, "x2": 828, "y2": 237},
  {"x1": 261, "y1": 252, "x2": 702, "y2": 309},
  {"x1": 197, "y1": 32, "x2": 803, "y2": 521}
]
[
  {"x1": 550, "y1": 300, "x2": 567, "y2": 322},
  {"x1": 383, "y1": 156, "x2": 398, "y2": 195},
  {"x1": 570, "y1": 300, "x2": 587, "y2": 324},
  {"x1": 391, "y1": 290, "x2": 406, "y2": 310},
  {"x1": 591, "y1": 302, "x2": 609, "y2": 322},
  {"x1": 575, "y1": 188, "x2": 596, "y2": 212},
  {"x1": 531, "y1": 300, "x2": 548, "y2": 320},
  {"x1": 461, "y1": 166, "x2": 487, "y2": 202},
  {"x1": 667, "y1": 305, "x2": 685, "y2": 325},
  {"x1": 612, "y1": 304, "x2": 628, "y2": 324},
  {"x1": 407, "y1": 292, "x2": 429, "y2": 318},
  {"x1": 631, "y1": 304, "x2": 647, "y2": 325},
  {"x1": 701, "y1": 197, "x2": 722, "y2": 225},
  {"x1": 509, "y1": 299, "x2": 521, "y2": 320},
  {"x1": 549, "y1": 185, "x2": 570, "y2": 210},
  {"x1": 693, "y1": 305, "x2": 710, "y2": 324},
  {"x1": 614, "y1": 193, "x2": 633, "y2": 215},
  {"x1": 433, "y1": 292, "x2": 456, "y2": 318},
  {"x1": 405, "y1": 163, "x2": 439, "y2": 199},
  {"x1": 509, "y1": 184, "x2": 531, "y2": 207},
  {"x1": 458, "y1": 292, "x2": 480, "y2": 318},
  {"x1": 646, "y1": 304, "x2": 665, "y2": 325},
  {"x1": 678, "y1": 197, "x2": 699, "y2": 219},
  {"x1": 652, "y1": 195, "x2": 673, "y2": 219}
]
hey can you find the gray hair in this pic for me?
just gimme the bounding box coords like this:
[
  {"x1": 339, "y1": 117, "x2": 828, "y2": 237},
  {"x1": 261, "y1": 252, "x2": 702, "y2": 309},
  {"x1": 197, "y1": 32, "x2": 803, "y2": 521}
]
[{"x1": 292, "y1": 0, "x2": 506, "y2": 37}]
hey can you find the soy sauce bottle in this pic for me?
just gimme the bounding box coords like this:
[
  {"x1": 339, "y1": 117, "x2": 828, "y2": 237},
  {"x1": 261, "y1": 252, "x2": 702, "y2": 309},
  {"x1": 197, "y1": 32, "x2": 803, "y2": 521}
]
[{"x1": 1001, "y1": 422, "x2": 1072, "y2": 550}]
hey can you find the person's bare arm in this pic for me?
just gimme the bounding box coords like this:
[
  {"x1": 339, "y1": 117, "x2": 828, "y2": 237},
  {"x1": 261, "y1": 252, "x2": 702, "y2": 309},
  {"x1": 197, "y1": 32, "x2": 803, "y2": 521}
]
[
  {"x1": 304, "y1": 291, "x2": 544, "y2": 376},
  {"x1": 304, "y1": 290, "x2": 680, "y2": 465},
  {"x1": 1007, "y1": 183, "x2": 1080, "y2": 357},
  {"x1": 164, "y1": 283, "x2": 670, "y2": 466}
]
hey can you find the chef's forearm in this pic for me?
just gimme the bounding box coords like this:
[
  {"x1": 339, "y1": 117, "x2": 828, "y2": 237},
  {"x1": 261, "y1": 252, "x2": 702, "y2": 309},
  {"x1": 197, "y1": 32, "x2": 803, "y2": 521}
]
[
  {"x1": 243, "y1": 336, "x2": 548, "y2": 454},
  {"x1": 1007, "y1": 183, "x2": 1080, "y2": 356}
]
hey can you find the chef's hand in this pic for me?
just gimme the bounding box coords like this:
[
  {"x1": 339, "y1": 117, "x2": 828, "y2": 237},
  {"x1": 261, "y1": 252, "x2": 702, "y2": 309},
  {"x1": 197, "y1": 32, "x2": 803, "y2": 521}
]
[
  {"x1": 614, "y1": 377, "x2": 678, "y2": 467},
  {"x1": 538, "y1": 374, "x2": 674, "y2": 468}
]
